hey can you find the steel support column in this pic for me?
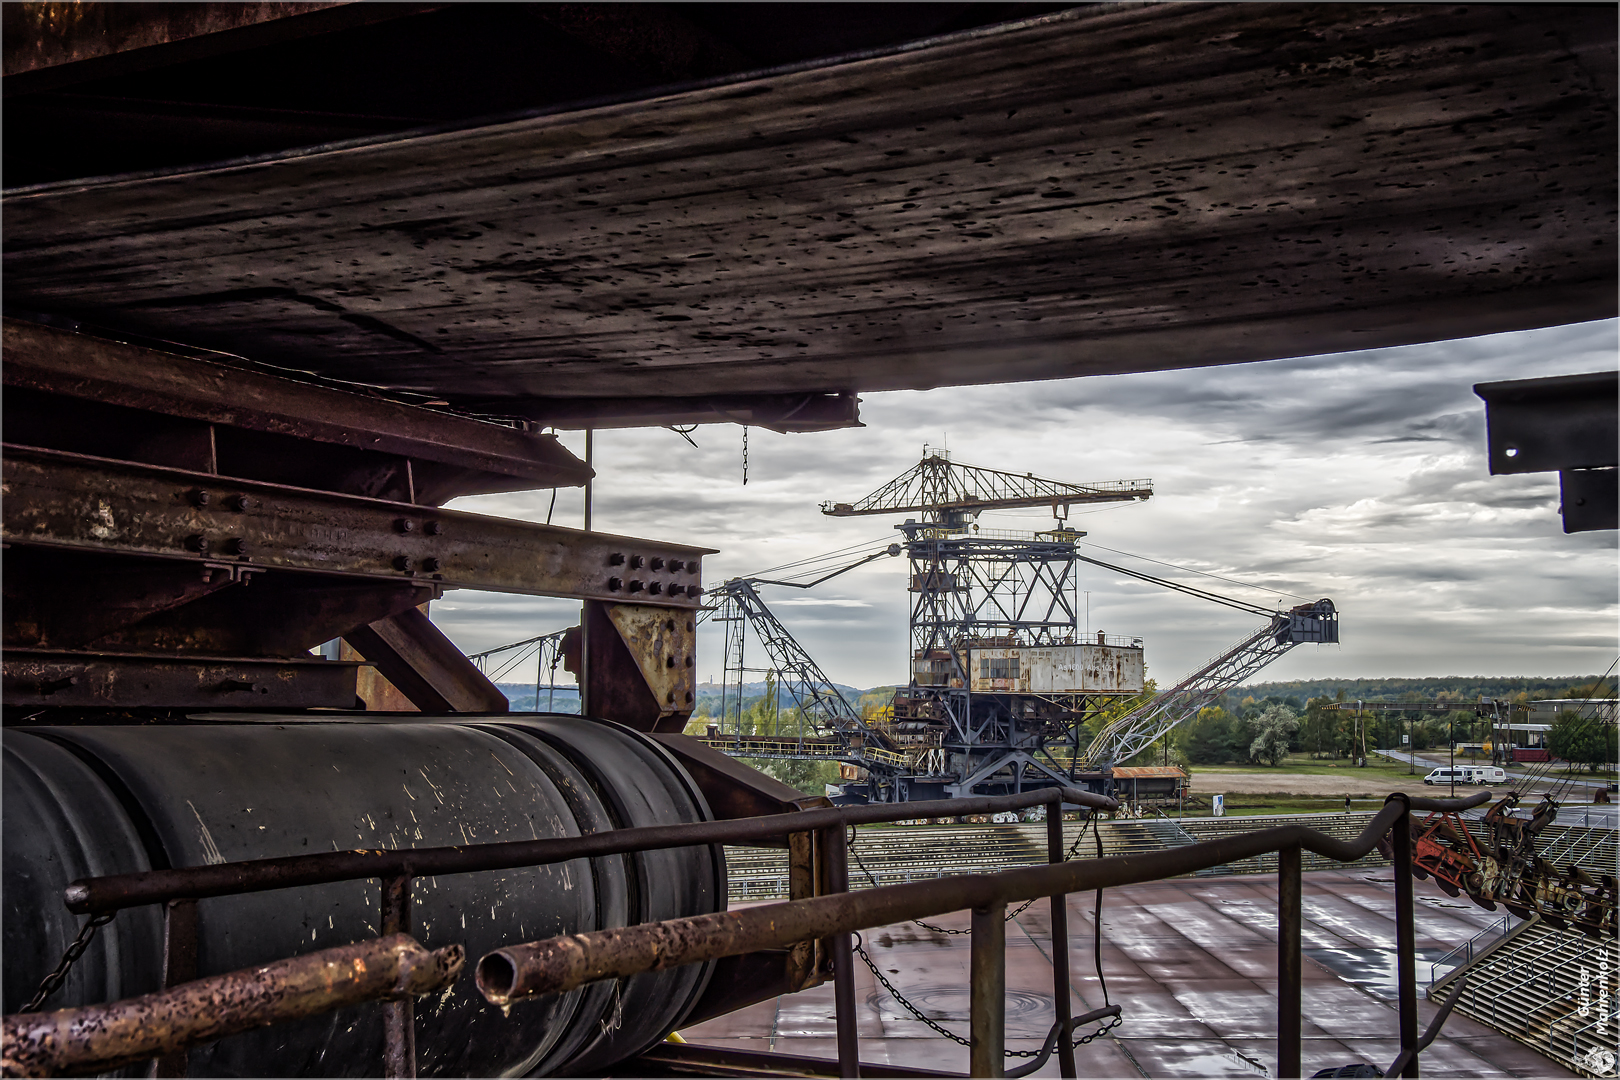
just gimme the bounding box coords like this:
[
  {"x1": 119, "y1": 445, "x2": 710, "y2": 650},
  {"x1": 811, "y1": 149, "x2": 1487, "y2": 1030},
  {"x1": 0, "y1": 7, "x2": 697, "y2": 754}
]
[
  {"x1": 970, "y1": 900, "x2": 1006, "y2": 1078},
  {"x1": 380, "y1": 874, "x2": 415, "y2": 1079},
  {"x1": 820, "y1": 825, "x2": 860, "y2": 1078},
  {"x1": 1277, "y1": 844, "x2": 1302, "y2": 1079},
  {"x1": 1046, "y1": 807, "x2": 1076, "y2": 1078},
  {"x1": 1391, "y1": 801, "x2": 1420, "y2": 1078}
]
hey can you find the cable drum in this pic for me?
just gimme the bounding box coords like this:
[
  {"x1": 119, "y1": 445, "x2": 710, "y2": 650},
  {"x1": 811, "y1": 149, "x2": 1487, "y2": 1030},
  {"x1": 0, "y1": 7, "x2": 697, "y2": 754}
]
[{"x1": 1, "y1": 717, "x2": 724, "y2": 1077}]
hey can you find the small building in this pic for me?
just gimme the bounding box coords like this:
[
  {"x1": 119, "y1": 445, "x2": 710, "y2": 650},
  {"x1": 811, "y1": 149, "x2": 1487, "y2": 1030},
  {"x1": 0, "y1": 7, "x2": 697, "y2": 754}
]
[
  {"x1": 1112, "y1": 765, "x2": 1188, "y2": 806},
  {"x1": 963, "y1": 637, "x2": 1146, "y2": 694}
]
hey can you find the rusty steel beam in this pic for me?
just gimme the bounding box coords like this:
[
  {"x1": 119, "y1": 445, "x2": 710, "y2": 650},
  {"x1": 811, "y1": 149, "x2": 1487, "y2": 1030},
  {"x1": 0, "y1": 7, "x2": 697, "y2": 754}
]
[
  {"x1": 583, "y1": 601, "x2": 699, "y2": 730},
  {"x1": 0, "y1": 649, "x2": 362, "y2": 710},
  {"x1": 343, "y1": 607, "x2": 508, "y2": 714},
  {"x1": 0, "y1": 933, "x2": 462, "y2": 1078},
  {"x1": 64, "y1": 788, "x2": 1118, "y2": 916},
  {"x1": 2, "y1": 319, "x2": 591, "y2": 494},
  {"x1": 472, "y1": 793, "x2": 1490, "y2": 1005},
  {"x1": 490, "y1": 391, "x2": 863, "y2": 434},
  {"x1": 2, "y1": 444, "x2": 709, "y2": 606}
]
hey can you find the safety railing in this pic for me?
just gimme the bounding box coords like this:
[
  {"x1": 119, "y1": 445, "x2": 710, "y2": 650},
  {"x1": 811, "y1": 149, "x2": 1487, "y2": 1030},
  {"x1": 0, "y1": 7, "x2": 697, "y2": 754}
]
[
  {"x1": 1428, "y1": 915, "x2": 1513, "y2": 987},
  {"x1": 1, "y1": 788, "x2": 1490, "y2": 1080},
  {"x1": 2, "y1": 787, "x2": 1106, "y2": 1078},
  {"x1": 475, "y1": 790, "x2": 1487, "y2": 1080}
]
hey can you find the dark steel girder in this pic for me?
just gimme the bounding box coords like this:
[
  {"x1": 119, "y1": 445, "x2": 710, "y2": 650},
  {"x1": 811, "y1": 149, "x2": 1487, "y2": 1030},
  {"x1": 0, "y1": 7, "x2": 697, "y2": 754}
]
[
  {"x1": 2, "y1": 444, "x2": 711, "y2": 606},
  {"x1": 2, "y1": 318, "x2": 591, "y2": 496},
  {"x1": 1, "y1": 4, "x2": 1613, "y2": 416}
]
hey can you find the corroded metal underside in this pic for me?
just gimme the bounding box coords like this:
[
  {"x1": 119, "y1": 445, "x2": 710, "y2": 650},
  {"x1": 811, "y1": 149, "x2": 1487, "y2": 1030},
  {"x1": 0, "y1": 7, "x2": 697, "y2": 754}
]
[{"x1": 4, "y1": 4, "x2": 1615, "y2": 410}]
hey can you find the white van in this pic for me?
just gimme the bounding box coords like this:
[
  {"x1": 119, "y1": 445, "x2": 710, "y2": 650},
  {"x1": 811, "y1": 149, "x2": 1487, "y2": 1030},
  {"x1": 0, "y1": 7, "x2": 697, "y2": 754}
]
[{"x1": 1423, "y1": 767, "x2": 1468, "y2": 785}]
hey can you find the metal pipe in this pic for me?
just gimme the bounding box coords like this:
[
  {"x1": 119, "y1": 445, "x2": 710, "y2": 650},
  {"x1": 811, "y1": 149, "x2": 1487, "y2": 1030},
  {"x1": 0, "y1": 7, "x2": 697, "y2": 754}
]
[
  {"x1": 1276, "y1": 844, "x2": 1302, "y2": 1079},
  {"x1": 66, "y1": 787, "x2": 1121, "y2": 915},
  {"x1": 1390, "y1": 797, "x2": 1419, "y2": 1077},
  {"x1": 822, "y1": 825, "x2": 860, "y2": 1079},
  {"x1": 476, "y1": 796, "x2": 1487, "y2": 1005},
  {"x1": 969, "y1": 901, "x2": 1006, "y2": 1079},
  {"x1": 1385, "y1": 976, "x2": 1468, "y2": 1078},
  {"x1": 2, "y1": 935, "x2": 462, "y2": 1079},
  {"x1": 380, "y1": 874, "x2": 416, "y2": 1080},
  {"x1": 1046, "y1": 809, "x2": 1076, "y2": 1079}
]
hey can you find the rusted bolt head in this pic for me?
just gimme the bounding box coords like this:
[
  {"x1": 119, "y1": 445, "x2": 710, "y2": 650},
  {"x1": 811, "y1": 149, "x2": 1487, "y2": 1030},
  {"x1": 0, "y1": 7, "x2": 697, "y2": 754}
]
[
  {"x1": 666, "y1": 655, "x2": 676, "y2": 668},
  {"x1": 666, "y1": 584, "x2": 685, "y2": 598},
  {"x1": 191, "y1": 489, "x2": 212, "y2": 507},
  {"x1": 227, "y1": 494, "x2": 257, "y2": 512},
  {"x1": 226, "y1": 538, "x2": 251, "y2": 556},
  {"x1": 667, "y1": 691, "x2": 676, "y2": 703},
  {"x1": 424, "y1": 521, "x2": 442, "y2": 536},
  {"x1": 650, "y1": 557, "x2": 665, "y2": 571},
  {"x1": 648, "y1": 582, "x2": 663, "y2": 595},
  {"x1": 186, "y1": 534, "x2": 210, "y2": 554},
  {"x1": 628, "y1": 579, "x2": 645, "y2": 593},
  {"x1": 630, "y1": 555, "x2": 645, "y2": 569},
  {"x1": 685, "y1": 691, "x2": 694, "y2": 703},
  {"x1": 607, "y1": 576, "x2": 623, "y2": 591},
  {"x1": 396, "y1": 518, "x2": 416, "y2": 533},
  {"x1": 685, "y1": 656, "x2": 694, "y2": 668},
  {"x1": 687, "y1": 621, "x2": 695, "y2": 632},
  {"x1": 668, "y1": 558, "x2": 685, "y2": 572},
  {"x1": 394, "y1": 556, "x2": 414, "y2": 572},
  {"x1": 608, "y1": 552, "x2": 625, "y2": 566},
  {"x1": 422, "y1": 556, "x2": 442, "y2": 572},
  {"x1": 688, "y1": 585, "x2": 703, "y2": 598}
]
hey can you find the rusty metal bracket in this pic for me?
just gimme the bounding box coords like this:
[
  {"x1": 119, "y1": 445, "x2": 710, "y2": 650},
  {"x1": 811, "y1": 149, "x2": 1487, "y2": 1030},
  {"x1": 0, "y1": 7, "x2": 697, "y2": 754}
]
[
  {"x1": 582, "y1": 601, "x2": 699, "y2": 731},
  {"x1": 343, "y1": 607, "x2": 508, "y2": 713}
]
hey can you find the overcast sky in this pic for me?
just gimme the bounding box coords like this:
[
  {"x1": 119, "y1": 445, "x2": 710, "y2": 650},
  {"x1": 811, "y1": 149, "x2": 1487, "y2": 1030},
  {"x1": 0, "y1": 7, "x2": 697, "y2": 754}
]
[{"x1": 442, "y1": 319, "x2": 1619, "y2": 691}]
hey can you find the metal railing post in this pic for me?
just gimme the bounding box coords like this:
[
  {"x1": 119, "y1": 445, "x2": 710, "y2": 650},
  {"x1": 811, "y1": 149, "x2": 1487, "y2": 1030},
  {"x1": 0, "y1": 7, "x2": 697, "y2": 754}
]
[
  {"x1": 1390, "y1": 797, "x2": 1419, "y2": 1077},
  {"x1": 821, "y1": 825, "x2": 861, "y2": 1078},
  {"x1": 380, "y1": 873, "x2": 415, "y2": 1079},
  {"x1": 150, "y1": 898, "x2": 198, "y2": 1079},
  {"x1": 1277, "y1": 844, "x2": 1302, "y2": 1079},
  {"x1": 1046, "y1": 799, "x2": 1077, "y2": 1079},
  {"x1": 970, "y1": 900, "x2": 1007, "y2": 1079}
]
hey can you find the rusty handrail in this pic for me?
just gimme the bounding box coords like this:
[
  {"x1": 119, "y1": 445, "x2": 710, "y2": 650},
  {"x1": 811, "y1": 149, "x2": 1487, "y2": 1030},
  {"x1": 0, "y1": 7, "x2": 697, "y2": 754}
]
[
  {"x1": 1, "y1": 934, "x2": 462, "y2": 1078},
  {"x1": 62, "y1": 787, "x2": 1116, "y2": 915},
  {"x1": 475, "y1": 799, "x2": 1421, "y2": 1001}
]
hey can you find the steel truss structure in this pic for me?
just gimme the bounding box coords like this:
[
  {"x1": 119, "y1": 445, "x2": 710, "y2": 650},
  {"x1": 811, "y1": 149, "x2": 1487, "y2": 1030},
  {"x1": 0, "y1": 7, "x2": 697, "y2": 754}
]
[{"x1": 826, "y1": 450, "x2": 1154, "y2": 801}]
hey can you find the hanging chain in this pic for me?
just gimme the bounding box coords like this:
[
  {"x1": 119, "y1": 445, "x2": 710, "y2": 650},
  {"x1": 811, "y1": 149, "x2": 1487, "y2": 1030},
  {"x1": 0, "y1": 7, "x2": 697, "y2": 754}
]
[
  {"x1": 20, "y1": 912, "x2": 115, "y2": 1013},
  {"x1": 847, "y1": 815, "x2": 1092, "y2": 935},
  {"x1": 853, "y1": 932, "x2": 1120, "y2": 1056},
  {"x1": 843, "y1": 814, "x2": 1120, "y2": 1056},
  {"x1": 741, "y1": 425, "x2": 749, "y2": 486}
]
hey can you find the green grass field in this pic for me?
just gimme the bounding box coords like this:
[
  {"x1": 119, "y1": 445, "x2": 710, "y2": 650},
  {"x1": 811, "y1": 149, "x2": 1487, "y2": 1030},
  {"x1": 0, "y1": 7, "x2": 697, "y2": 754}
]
[{"x1": 1187, "y1": 754, "x2": 1419, "y2": 779}]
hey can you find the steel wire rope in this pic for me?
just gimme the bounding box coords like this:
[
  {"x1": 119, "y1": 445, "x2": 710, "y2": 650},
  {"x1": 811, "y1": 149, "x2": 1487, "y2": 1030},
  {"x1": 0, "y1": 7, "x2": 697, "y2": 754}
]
[
  {"x1": 1540, "y1": 661, "x2": 1616, "y2": 802},
  {"x1": 743, "y1": 535, "x2": 899, "y2": 582},
  {"x1": 1074, "y1": 540, "x2": 1312, "y2": 601}
]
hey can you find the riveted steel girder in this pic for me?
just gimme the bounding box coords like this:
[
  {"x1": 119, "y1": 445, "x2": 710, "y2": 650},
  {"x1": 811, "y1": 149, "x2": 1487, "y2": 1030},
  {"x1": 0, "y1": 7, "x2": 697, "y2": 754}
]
[{"x1": 2, "y1": 444, "x2": 711, "y2": 605}]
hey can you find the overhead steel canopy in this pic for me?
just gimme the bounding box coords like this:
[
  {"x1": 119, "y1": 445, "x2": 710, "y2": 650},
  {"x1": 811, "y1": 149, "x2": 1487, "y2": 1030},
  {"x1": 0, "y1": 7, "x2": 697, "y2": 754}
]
[{"x1": 4, "y1": 3, "x2": 1615, "y2": 429}]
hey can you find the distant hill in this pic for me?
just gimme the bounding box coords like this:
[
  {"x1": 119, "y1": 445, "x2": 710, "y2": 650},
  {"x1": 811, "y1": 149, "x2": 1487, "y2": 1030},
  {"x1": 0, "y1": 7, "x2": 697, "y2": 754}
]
[
  {"x1": 1225, "y1": 675, "x2": 1605, "y2": 710},
  {"x1": 496, "y1": 683, "x2": 581, "y2": 713}
]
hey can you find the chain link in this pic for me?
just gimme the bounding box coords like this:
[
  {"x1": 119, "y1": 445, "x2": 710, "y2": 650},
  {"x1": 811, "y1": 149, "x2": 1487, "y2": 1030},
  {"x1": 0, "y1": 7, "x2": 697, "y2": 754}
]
[
  {"x1": 20, "y1": 912, "x2": 115, "y2": 1013},
  {"x1": 853, "y1": 935, "x2": 1121, "y2": 1056},
  {"x1": 845, "y1": 814, "x2": 1119, "y2": 1056}
]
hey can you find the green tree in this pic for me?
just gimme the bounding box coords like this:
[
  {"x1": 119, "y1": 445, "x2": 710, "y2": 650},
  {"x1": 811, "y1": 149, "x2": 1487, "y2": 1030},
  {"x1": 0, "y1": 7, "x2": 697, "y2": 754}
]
[
  {"x1": 1182, "y1": 706, "x2": 1244, "y2": 765},
  {"x1": 1547, "y1": 711, "x2": 1618, "y2": 772},
  {"x1": 1248, "y1": 704, "x2": 1299, "y2": 766}
]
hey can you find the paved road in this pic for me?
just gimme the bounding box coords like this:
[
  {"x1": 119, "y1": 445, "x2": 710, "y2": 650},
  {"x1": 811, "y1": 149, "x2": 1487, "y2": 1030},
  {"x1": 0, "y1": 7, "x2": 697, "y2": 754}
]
[{"x1": 1371, "y1": 750, "x2": 1619, "y2": 828}]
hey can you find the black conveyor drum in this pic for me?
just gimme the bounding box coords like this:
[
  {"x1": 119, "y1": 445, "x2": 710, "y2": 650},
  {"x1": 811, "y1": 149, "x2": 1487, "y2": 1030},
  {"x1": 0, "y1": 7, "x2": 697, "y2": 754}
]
[{"x1": 2, "y1": 717, "x2": 724, "y2": 1077}]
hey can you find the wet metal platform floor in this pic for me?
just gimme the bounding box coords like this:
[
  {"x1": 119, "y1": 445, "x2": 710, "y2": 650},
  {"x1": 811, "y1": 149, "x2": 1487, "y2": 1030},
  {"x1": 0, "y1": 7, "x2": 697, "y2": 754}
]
[{"x1": 681, "y1": 869, "x2": 1572, "y2": 1077}]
